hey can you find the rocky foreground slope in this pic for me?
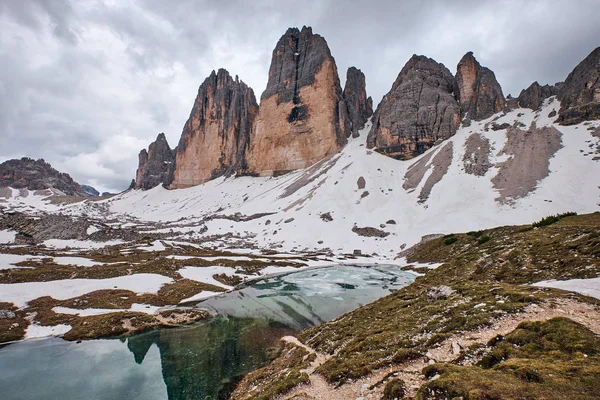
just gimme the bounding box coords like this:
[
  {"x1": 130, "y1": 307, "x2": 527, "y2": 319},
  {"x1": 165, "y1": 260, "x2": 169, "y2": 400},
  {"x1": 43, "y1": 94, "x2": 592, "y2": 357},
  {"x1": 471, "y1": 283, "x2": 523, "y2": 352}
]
[{"x1": 230, "y1": 213, "x2": 600, "y2": 400}]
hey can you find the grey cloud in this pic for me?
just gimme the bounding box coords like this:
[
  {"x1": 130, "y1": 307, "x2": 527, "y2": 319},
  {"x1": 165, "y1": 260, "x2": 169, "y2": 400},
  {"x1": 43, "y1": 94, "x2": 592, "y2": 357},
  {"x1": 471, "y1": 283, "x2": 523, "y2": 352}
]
[
  {"x1": 0, "y1": 0, "x2": 599, "y2": 193},
  {"x1": 0, "y1": 0, "x2": 78, "y2": 43}
]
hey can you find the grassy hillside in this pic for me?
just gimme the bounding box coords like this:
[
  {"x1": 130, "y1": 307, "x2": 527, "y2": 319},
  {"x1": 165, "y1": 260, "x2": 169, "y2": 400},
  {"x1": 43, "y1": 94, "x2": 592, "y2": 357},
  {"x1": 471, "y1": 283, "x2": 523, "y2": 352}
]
[{"x1": 232, "y1": 212, "x2": 600, "y2": 399}]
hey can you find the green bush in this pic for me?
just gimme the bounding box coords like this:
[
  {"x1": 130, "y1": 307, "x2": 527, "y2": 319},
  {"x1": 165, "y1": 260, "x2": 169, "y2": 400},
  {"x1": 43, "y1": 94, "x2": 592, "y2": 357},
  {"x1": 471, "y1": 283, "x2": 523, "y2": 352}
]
[
  {"x1": 444, "y1": 236, "x2": 458, "y2": 245},
  {"x1": 531, "y1": 212, "x2": 577, "y2": 228}
]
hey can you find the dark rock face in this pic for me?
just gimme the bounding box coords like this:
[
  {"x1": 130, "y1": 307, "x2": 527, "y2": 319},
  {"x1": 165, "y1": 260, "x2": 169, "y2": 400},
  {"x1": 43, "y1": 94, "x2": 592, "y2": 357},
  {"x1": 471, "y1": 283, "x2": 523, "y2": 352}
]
[
  {"x1": 343, "y1": 67, "x2": 373, "y2": 138},
  {"x1": 135, "y1": 133, "x2": 175, "y2": 190},
  {"x1": 557, "y1": 47, "x2": 600, "y2": 125},
  {"x1": 367, "y1": 55, "x2": 461, "y2": 160},
  {"x1": 245, "y1": 26, "x2": 350, "y2": 175},
  {"x1": 0, "y1": 158, "x2": 88, "y2": 196},
  {"x1": 517, "y1": 82, "x2": 558, "y2": 110},
  {"x1": 456, "y1": 52, "x2": 505, "y2": 121},
  {"x1": 80, "y1": 185, "x2": 99, "y2": 196},
  {"x1": 260, "y1": 27, "x2": 332, "y2": 103},
  {"x1": 171, "y1": 69, "x2": 258, "y2": 188}
]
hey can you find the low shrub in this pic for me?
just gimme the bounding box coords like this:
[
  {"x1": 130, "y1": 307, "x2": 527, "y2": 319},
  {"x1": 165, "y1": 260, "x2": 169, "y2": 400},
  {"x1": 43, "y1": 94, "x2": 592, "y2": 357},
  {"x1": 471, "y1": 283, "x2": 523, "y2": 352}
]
[
  {"x1": 531, "y1": 212, "x2": 577, "y2": 228},
  {"x1": 444, "y1": 236, "x2": 458, "y2": 245}
]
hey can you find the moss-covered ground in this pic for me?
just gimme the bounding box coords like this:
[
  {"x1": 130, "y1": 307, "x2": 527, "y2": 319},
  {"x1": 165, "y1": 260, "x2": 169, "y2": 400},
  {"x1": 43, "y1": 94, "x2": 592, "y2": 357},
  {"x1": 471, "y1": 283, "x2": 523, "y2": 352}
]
[
  {"x1": 233, "y1": 212, "x2": 600, "y2": 399},
  {"x1": 229, "y1": 340, "x2": 316, "y2": 400},
  {"x1": 420, "y1": 317, "x2": 600, "y2": 400}
]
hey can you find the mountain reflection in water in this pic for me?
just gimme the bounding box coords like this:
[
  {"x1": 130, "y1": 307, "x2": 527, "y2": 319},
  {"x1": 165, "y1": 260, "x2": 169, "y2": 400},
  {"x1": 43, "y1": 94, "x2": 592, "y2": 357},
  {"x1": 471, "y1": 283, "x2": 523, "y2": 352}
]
[{"x1": 0, "y1": 265, "x2": 414, "y2": 400}]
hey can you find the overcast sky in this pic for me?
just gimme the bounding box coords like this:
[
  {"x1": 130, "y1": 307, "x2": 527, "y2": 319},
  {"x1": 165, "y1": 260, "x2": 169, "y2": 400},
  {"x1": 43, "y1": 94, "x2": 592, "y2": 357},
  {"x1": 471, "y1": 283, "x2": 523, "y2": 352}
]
[{"x1": 1, "y1": 0, "x2": 599, "y2": 193}]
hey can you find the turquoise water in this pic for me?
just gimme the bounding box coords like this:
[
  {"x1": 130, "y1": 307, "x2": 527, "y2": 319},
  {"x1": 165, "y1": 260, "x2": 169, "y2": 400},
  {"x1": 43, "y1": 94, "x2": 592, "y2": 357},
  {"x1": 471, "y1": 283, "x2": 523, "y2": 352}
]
[{"x1": 0, "y1": 265, "x2": 414, "y2": 400}]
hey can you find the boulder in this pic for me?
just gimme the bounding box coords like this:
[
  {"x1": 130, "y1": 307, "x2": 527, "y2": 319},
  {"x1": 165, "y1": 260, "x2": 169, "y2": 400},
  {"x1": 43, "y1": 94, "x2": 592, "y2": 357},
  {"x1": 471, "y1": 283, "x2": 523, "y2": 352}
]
[
  {"x1": 367, "y1": 55, "x2": 460, "y2": 159},
  {"x1": 245, "y1": 26, "x2": 350, "y2": 176},
  {"x1": 456, "y1": 52, "x2": 505, "y2": 121},
  {"x1": 343, "y1": 67, "x2": 373, "y2": 137},
  {"x1": 557, "y1": 47, "x2": 600, "y2": 125},
  {"x1": 134, "y1": 133, "x2": 175, "y2": 189},
  {"x1": 170, "y1": 69, "x2": 258, "y2": 188}
]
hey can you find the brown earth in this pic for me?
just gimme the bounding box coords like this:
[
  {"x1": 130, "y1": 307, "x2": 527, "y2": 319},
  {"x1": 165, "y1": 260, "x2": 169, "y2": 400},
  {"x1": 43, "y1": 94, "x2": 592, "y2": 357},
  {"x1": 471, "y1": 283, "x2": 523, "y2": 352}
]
[
  {"x1": 492, "y1": 123, "x2": 562, "y2": 203},
  {"x1": 463, "y1": 133, "x2": 492, "y2": 176}
]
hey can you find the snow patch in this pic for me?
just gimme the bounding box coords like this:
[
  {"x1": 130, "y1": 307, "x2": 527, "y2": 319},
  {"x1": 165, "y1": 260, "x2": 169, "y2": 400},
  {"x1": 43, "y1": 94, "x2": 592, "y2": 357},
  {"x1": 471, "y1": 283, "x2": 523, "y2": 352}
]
[
  {"x1": 178, "y1": 266, "x2": 239, "y2": 289},
  {"x1": 52, "y1": 256, "x2": 105, "y2": 267},
  {"x1": 52, "y1": 303, "x2": 161, "y2": 316},
  {"x1": 0, "y1": 230, "x2": 17, "y2": 244},
  {"x1": 43, "y1": 239, "x2": 126, "y2": 249},
  {"x1": 137, "y1": 240, "x2": 166, "y2": 252},
  {"x1": 0, "y1": 253, "x2": 44, "y2": 269},
  {"x1": 532, "y1": 277, "x2": 600, "y2": 300},
  {"x1": 25, "y1": 323, "x2": 72, "y2": 339},
  {"x1": 180, "y1": 291, "x2": 222, "y2": 303},
  {"x1": 259, "y1": 265, "x2": 304, "y2": 275},
  {"x1": 0, "y1": 274, "x2": 173, "y2": 308}
]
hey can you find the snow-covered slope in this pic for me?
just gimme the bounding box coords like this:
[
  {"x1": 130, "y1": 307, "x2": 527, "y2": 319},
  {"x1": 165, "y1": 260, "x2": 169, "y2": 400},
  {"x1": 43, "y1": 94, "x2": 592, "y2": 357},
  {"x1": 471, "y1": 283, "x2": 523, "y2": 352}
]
[{"x1": 2, "y1": 99, "x2": 599, "y2": 258}]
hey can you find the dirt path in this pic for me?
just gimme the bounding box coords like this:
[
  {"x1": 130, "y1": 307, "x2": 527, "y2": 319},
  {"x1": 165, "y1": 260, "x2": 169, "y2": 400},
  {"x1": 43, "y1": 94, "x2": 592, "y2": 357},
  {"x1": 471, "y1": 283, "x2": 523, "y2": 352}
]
[{"x1": 277, "y1": 298, "x2": 600, "y2": 400}]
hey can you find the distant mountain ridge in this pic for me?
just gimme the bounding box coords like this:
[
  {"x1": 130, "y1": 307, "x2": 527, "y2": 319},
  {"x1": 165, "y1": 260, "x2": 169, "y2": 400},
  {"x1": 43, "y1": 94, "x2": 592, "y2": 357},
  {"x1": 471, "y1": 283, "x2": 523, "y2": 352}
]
[
  {"x1": 0, "y1": 157, "x2": 89, "y2": 197},
  {"x1": 80, "y1": 185, "x2": 99, "y2": 197}
]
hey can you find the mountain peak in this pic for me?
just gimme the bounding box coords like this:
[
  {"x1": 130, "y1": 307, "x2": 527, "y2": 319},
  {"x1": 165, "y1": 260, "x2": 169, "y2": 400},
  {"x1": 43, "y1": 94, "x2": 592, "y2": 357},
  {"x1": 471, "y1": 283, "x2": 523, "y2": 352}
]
[
  {"x1": 0, "y1": 157, "x2": 88, "y2": 196},
  {"x1": 135, "y1": 133, "x2": 175, "y2": 190},
  {"x1": 368, "y1": 54, "x2": 460, "y2": 160},
  {"x1": 243, "y1": 26, "x2": 349, "y2": 176},
  {"x1": 456, "y1": 51, "x2": 505, "y2": 121},
  {"x1": 557, "y1": 47, "x2": 600, "y2": 125}
]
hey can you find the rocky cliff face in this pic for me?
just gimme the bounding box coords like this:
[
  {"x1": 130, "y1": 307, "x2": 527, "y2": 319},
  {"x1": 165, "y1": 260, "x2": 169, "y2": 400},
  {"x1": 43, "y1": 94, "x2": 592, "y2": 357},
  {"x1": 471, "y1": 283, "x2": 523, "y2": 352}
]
[
  {"x1": 557, "y1": 47, "x2": 600, "y2": 125},
  {"x1": 245, "y1": 26, "x2": 350, "y2": 176},
  {"x1": 367, "y1": 55, "x2": 461, "y2": 160},
  {"x1": 343, "y1": 67, "x2": 373, "y2": 138},
  {"x1": 517, "y1": 82, "x2": 559, "y2": 110},
  {"x1": 0, "y1": 158, "x2": 88, "y2": 196},
  {"x1": 134, "y1": 133, "x2": 175, "y2": 190},
  {"x1": 456, "y1": 52, "x2": 505, "y2": 121},
  {"x1": 170, "y1": 69, "x2": 258, "y2": 188}
]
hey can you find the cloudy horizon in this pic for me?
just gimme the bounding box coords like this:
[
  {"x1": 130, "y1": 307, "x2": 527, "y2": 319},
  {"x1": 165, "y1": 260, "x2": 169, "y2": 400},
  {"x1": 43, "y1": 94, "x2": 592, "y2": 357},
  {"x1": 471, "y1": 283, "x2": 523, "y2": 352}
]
[{"x1": 1, "y1": 0, "x2": 599, "y2": 193}]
